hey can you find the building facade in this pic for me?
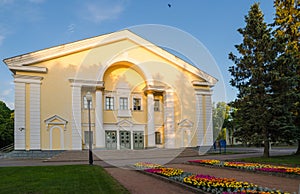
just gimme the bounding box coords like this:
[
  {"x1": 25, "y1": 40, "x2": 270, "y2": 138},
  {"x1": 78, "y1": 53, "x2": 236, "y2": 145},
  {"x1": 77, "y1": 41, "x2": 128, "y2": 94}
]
[{"x1": 4, "y1": 30, "x2": 217, "y2": 151}]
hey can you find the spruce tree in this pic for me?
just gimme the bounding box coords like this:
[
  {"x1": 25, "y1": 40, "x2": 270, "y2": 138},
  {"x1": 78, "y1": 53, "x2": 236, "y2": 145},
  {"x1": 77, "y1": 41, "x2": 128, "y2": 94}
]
[
  {"x1": 273, "y1": 0, "x2": 300, "y2": 154},
  {"x1": 229, "y1": 3, "x2": 277, "y2": 157}
]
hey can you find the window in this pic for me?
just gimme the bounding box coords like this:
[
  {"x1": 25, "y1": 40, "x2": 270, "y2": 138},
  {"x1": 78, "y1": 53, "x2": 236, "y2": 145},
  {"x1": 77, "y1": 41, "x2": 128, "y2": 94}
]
[
  {"x1": 119, "y1": 97, "x2": 128, "y2": 110},
  {"x1": 154, "y1": 100, "x2": 160, "y2": 112},
  {"x1": 83, "y1": 96, "x2": 92, "y2": 109},
  {"x1": 133, "y1": 98, "x2": 141, "y2": 111},
  {"x1": 105, "y1": 97, "x2": 114, "y2": 110},
  {"x1": 155, "y1": 132, "x2": 161, "y2": 144}
]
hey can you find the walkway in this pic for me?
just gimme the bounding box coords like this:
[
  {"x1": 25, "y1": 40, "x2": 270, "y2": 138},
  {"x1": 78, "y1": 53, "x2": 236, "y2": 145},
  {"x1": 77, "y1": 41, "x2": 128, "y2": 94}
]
[{"x1": 0, "y1": 147, "x2": 298, "y2": 193}]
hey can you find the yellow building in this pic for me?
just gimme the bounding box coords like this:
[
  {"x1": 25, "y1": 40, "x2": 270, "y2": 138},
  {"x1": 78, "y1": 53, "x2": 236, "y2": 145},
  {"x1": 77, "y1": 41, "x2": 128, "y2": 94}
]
[{"x1": 4, "y1": 30, "x2": 217, "y2": 151}]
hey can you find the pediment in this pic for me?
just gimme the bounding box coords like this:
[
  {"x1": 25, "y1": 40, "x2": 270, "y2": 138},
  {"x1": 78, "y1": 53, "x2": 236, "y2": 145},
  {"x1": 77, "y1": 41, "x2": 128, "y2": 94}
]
[
  {"x1": 45, "y1": 115, "x2": 68, "y2": 126},
  {"x1": 117, "y1": 119, "x2": 133, "y2": 127},
  {"x1": 4, "y1": 30, "x2": 217, "y2": 85},
  {"x1": 178, "y1": 119, "x2": 194, "y2": 127}
]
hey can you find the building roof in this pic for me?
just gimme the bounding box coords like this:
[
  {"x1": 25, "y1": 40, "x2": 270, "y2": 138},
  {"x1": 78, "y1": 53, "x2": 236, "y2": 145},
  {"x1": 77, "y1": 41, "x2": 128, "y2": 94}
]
[{"x1": 3, "y1": 29, "x2": 217, "y2": 85}]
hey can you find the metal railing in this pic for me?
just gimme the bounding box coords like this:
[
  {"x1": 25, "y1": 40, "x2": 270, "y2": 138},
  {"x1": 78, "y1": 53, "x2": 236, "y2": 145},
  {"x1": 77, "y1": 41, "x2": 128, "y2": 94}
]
[{"x1": 0, "y1": 143, "x2": 14, "y2": 153}]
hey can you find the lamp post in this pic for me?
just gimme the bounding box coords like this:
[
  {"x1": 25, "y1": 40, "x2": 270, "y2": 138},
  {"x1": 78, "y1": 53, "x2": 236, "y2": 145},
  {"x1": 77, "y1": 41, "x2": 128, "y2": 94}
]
[{"x1": 86, "y1": 91, "x2": 93, "y2": 165}]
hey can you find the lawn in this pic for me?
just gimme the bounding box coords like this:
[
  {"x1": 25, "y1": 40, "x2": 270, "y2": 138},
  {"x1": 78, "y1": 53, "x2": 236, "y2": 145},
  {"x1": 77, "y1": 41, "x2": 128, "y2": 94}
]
[
  {"x1": 0, "y1": 165, "x2": 129, "y2": 194},
  {"x1": 239, "y1": 154, "x2": 300, "y2": 166}
]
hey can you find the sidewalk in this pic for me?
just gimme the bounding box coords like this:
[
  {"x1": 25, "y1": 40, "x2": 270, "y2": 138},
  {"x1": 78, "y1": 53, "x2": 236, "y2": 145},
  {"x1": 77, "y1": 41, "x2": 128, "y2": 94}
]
[{"x1": 0, "y1": 147, "x2": 298, "y2": 194}]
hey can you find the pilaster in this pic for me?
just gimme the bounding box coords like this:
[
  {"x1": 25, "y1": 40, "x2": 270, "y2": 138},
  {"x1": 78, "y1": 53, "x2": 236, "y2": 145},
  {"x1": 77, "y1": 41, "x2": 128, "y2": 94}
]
[
  {"x1": 147, "y1": 92, "x2": 155, "y2": 147},
  {"x1": 71, "y1": 85, "x2": 82, "y2": 150},
  {"x1": 95, "y1": 89, "x2": 104, "y2": 148},
  {"x1": 29, "y1": 83, "x2": 41, "y2": 149},
  {"x1": 164, "y1": 89, "x2": 175, "y2": 148},
  {"x1": 14, "y1": 82, "x2": 26, "y2": 150}
]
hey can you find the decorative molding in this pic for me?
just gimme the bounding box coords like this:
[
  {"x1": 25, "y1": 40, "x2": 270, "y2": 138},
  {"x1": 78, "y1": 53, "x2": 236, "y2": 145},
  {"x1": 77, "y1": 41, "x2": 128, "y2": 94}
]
[
  {"x1": 14, "y1": 75, "x2": 43, "y2": 84},
  {"x1": 144, "y1": 85, "x2": 166, "y2": 95},
  {"x1": 69, "y1": 78, "x2": 104, "y2": 88},
  {"x1": 195, "y1": 89, "x2": 213, "y2": 96},
  {"x1": 178, "y1": 119, "x2": 194, "y2": 127},
  {"x1": 9, "y1": 66, "x2": 47, "y2": 73},
  {"x1": 117, "y1": 119, "x2": 134, "y2": 127},
  {"x1": 192, "y1": 80, "x2": 215, "y2": 87},
  {"x1": 45, "y1": 115, "x2": 68, "y2": 130}
]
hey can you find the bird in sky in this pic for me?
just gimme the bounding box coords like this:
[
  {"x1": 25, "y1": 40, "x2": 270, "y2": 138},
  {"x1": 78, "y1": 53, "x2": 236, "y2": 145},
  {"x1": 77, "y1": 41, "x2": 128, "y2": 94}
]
[{"x1": 168, "y1": 3, "x2": 171, "y2": 8}]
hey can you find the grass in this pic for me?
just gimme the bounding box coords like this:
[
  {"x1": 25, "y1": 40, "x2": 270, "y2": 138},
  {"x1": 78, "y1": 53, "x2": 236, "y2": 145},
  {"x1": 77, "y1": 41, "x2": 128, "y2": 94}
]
[
  {"x1": 238, "y1": 154, "x2": 300, "y2": 166},
  {"x1": 0, "y1": 165, "x2": 129, "y2": 194}
]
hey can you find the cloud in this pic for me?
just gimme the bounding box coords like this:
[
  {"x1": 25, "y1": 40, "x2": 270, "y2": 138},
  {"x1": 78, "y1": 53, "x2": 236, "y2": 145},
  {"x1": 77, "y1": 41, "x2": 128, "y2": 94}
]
[
  {"x1": 2, "y1": 88, "x2": 12, "y2": 96},
  {"x1": 83, "y1": 1, "x2": 126, "y2": 24},
  {"x1": 67, "y1": 23, "x2": 76, "y2": 33},
  {"x1": 0, "y1": 88, "x2": 14, "y2": 109},
  {"x1": 0, "y1": 97, "x2": 14, "y2": 110}
]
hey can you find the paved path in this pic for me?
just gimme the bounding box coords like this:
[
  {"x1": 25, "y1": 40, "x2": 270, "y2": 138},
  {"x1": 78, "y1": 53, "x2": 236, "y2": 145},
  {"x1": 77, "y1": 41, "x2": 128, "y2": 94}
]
[{"x1": 0, "y1": 147, "x2": 298, "y2": 194}]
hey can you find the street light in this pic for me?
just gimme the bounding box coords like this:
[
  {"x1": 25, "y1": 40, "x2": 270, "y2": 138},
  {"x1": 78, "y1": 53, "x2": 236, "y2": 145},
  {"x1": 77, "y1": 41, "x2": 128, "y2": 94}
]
[{"x1": 86, "y1": 91, "x2": 93, "y2": 165}]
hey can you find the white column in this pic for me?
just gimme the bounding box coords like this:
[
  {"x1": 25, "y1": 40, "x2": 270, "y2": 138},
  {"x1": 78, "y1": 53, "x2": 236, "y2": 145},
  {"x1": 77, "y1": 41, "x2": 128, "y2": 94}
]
[
  {"x1": 30, "y1": 83, "x2": 41, "y2": 149},
  {"x1": 205, "y1": 95, "x2": 213, "y2": 145},
  {"x1": 95, "y1": 89, "x2": 104, "y2": 148},
  {"x1": 71, "y1": 85, "x2": 82, "y2": 150},
  {"x1": 14, "y1": 82, "x2": 26, "y2": 150},
  {"x1": 164, "y1": 90, "x2": 175, "y2": 148},
  {"x1": 147, "y1": 92, "x2": 155, "y2": 147},
  {"x1": 195, "y1": 93, "x2": 204, "y2": 146}
]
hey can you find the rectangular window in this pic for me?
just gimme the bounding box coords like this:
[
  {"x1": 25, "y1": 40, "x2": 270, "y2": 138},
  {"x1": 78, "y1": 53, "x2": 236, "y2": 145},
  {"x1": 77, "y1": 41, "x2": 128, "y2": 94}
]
[
  {"x1": 133, "y1": 98, "x2": 141, "y2": 111},
  {"x1": 105, "y1": 97, "x2": 114, "y2": 110},
  {"x1": 119, "y1": 97, "x2": 128, "y2": 110},
  {"x1": 83, "y1": 96, "x2": 92, "y2": 109},
  {"x1": 154, "y1": 100, "x2": 160, "y2": 112},
  {"x1": 155, "y1": 132, "x2": 161, "y2": 144}
]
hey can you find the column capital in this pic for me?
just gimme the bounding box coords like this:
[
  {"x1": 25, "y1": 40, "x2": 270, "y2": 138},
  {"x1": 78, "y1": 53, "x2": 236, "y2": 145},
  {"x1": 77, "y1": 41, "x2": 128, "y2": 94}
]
[
  {"x1": 144, "y1": 85, "x2": 166, "y2": 95},
  {"x1": 194, "y1": 89, "x2": 213, "y2": 96},
  {"x1": 14, "y1": 74, "x2": 43, "y2": 84}
]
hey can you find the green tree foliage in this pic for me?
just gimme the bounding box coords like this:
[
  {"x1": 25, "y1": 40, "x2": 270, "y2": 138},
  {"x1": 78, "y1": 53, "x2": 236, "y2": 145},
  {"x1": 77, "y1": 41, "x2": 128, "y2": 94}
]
[
  {"x1": 212, "y1": 102, "x2": 230, "y2": 142},
  {"x1": 0, "y1": 101, "x2": 14, "y2": 148},
  {"x1": 273, "y1": 0, "x2": 300, "y2": 154},
  {"x1": 229, "y1": 3, "x2": 277, "y2": 157}
]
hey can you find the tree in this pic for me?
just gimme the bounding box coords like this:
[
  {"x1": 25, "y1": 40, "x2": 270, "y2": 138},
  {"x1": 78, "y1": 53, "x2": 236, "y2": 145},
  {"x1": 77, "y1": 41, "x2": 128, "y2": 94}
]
[
  {"x1": 223, "y1": 107, "x2": 237, "y2": 145},
  {"x1": 0, "y1": 101, "x2": 14, "y2": 148},
  {"x1": 212, "y1": 102, "x2": 230, "y2": 142},
  {"x1": 273, "y1": 0, "x2": 300, "y2": 154},
  {"x1": 228, "y1": 3, "x2": 277, "y2": 157}
]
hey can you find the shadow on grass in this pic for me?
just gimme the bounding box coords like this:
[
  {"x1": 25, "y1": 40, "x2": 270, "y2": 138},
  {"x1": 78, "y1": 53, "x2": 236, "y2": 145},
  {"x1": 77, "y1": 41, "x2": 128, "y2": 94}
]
[{"x1": 0, "y1": 165, "x2": 130, "y2": 194}]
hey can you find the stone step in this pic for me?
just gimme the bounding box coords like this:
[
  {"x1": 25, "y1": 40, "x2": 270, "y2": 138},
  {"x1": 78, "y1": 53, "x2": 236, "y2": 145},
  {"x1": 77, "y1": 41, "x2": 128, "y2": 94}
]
[{"x1": 2, "y1": 150, "x2": 64, "y2": 159}]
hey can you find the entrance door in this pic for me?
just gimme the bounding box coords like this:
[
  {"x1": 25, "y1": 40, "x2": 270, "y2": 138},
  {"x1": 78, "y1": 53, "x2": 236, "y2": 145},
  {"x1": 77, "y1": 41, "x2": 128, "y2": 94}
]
[
  {"x1": 105, "y1": 131, "x2": 117, "y2": 149},
  {"x1": 133, "y1": 131, "x2": 144, "y2": 149},
  {"x1": 119, "y1": 131, "x2": 131, "y2": 149}
]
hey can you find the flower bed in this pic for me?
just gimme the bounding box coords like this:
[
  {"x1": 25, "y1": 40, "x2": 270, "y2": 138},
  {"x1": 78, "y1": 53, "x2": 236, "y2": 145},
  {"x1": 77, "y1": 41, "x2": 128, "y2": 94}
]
[
  {"x1": 188, "y1": 159, "x2": 300, "y2": 176},
  {"x1": 133, "y1": 162, "x2": 290, "y2": 194}
]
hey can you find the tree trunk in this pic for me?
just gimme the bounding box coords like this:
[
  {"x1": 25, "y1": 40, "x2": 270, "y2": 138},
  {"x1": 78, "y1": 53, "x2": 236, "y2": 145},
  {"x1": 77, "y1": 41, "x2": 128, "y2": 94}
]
[
  {"x1": 263, "y1": 139, "x2": 270, "y2": 157},
  {"x1": 296, "y1": 139, "x2": 300, "y2": 155},
  {"x1": 263, "y1": 129, "x2": 270, "y2": 158}
]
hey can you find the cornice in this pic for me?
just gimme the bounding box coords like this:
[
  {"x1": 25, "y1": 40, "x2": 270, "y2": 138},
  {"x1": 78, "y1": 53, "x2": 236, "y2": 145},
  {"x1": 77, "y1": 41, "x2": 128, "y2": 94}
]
[
  {"x1": 9, "y1": 66, "x2": 47, "y2": 73},
  {"x1": 69, "y1": 78, "x2": 104, "y2": 88},
  {"x1": 14, "y1": 74, "x2": 43, "y2": 84}
]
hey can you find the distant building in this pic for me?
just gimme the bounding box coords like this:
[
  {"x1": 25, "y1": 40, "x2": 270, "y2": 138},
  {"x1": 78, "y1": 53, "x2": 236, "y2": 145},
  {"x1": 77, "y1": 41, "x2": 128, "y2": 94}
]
[{"x1": 4, "y1": 30, "x2": 217, "y2": 151}]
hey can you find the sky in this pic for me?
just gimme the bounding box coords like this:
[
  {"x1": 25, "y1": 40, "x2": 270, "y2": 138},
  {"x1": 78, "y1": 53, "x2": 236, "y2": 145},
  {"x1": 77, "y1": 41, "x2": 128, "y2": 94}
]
[{"x1": 0, "y1": 0, "x2": 275, "y2": 110}]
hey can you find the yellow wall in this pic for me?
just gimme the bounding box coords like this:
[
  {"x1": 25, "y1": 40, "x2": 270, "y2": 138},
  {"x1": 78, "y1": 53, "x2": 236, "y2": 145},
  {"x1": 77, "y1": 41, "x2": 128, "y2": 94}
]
[{"x1": 16, "y1": 37, "x2": 211, "y2": 149}]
